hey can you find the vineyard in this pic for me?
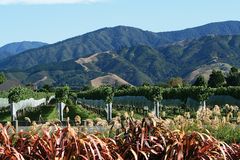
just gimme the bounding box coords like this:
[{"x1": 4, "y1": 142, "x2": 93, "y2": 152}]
[
  {"x1": 2, "y1": 4, "x2": 240, "y2": 159},
  {"x1": 77, "y1": 86, "x2": 240, "y2": 120},
  {"x1": 0, "y1": 85, "x2": 240, "y2": 159}
]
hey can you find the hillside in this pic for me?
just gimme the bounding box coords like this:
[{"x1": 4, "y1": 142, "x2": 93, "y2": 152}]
[
  {"x1": 2, "y1": 34, "x2": 240, "y2": 87},
  {"x1": 1, "y1": 21, "x2": 240, "y2": 70},
  {"x1": 157, "y1": 21, "x2": 240, "y2": 42},
  {"x1": 158, "y1": 35, "x2": 240, "y2": 75},
  {"x1": 0, "y1": 41, "x2": 47, "y2": 60},
  {"x1": 15, "y1": 50, "x2": 153, "y2": 86},
  {"x1": 90, "y1": 74, "x2": 131, "y2": 87},
  {"x1": 1, "y1": 21, "x2": 240, "y2": 87},
  {"x1": 185, "y1": 63, "x2": 232, "y2": 82}
]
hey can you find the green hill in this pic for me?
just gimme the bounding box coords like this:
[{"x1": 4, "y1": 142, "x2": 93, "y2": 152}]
[
  {"x1": 1, "y1": 21, "x2": 240, "y2": 70},
  {"x1": 2, "y1": 21, "x2": 240, "y2": 87},
  {"x1": 0, "y1": 41, "x2": 47, "y2": 60},
  {"x1": 3, "y1": 35, "x2": 240, "y2": 87}
]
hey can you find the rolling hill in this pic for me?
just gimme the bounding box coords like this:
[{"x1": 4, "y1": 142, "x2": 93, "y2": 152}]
[
  {"x1": 90, "y1": 74, "x2": 131, "y2": 87},
  {"x1": 1, "y1": 21, "x2": 240, "y2": 87},
  {"x1": 0, "y1": 41, "x2": 47, "y2": 60},
  {"x1": 1, "y1": 21, "x2": 240, "y2": 70},
  {"x1": 3, "y1": 35, "x2": 240, "y2": 87}
]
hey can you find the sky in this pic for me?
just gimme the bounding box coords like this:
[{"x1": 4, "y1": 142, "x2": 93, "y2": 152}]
[{"x1": 0, "y1": 0, "x2": 240, "y2": 46}]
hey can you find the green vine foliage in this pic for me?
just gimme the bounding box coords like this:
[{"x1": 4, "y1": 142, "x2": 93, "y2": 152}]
[
  {"x1": 163, "y1": 87, "x2": 213, "y2": 102},
  {"x1": 55, "y1": 86, "x2": 70, "y2": 103},
  {"x1": 115, "y1": 86, "x2": 163, "y2": 101},
  {"x1": 213, "y1": 86, "x2": 240, "y2": 99},
  {"x1": 78, "y1": 86, "x2": 114, "y2": 103},
  {"x1": 77, "y1": 86, "x2": 240, "y2": 104},
  {"x1": 8, "y1": 86, "x2": 52, "y2": 103}
]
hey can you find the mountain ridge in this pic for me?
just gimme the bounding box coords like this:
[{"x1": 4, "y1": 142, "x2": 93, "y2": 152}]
[
  {"x1": 0, "y1": 41, "x2": 47, "y2": 60},
  {"x1": 1, "y1": 21, "x2": 240, "y2": 70},
  {"x1": 2, "y1": 21, "x2": 240, "y2": 87},
  {"x1": 2, "y1": 34, "x2": 240, "y2": 87}
]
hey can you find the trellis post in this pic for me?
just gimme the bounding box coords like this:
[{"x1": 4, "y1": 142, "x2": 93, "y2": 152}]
[
  {"x1": 57, "y1": 102, "x2": 65, "y2": 121},
  {"x1": 10, "y1": 103, "x2": 17, "y2": 121},
  {"x1": 200, "y1": 100, "x2": 206, "y2": 109},
  {"x1": 106, "y1": 102, "x2": 112, "y2": 121},
  {"x1": 154, "y1": 101, "x2": 160, "y2": 118},
  {"x1": 203, "y1": 100, "x2": 206, "y2": 109}
]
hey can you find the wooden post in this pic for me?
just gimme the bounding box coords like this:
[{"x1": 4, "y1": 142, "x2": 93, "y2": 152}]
[
  {"x1": 9, "y1": 103, "x2": 18, "y2": 130},
  {"x1": 200, "y1": 100, "x2": 206, "y2": 109},
  {"x1": 10, "y1": 103, "x2": 16, "y2": 121},
  {"x1": 57, "y1": 102, "x2": 65, "y2": 121},
  {"x1": 154, "y1": 101, "x2": 160, "y2": 118},
  {"x1": 106, "y1": 102, "x2": 112, "y2": 121},
  {"x1": 57, "y1": 103, "x2": 61, "y2": 121},
  {"x1": 203, "y1": 100, "x2": 206, "y2": 109},
  {"x1": 157, "y1": 101, "x2": 160, "y2": 118}
]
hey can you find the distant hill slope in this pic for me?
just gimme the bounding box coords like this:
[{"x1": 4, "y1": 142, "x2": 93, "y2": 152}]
[
  {"x1": 0, "y1": 80, "x2": 21, "y2": 91},
  {"x1": 0, "y1": 41, "x2": 47, "y2": 60},
  {"x1": 90, "y1": 74, "x2": 131, "y2": 87},
  {"x1": 158, "y1": 35, "x2": 240, "y2": 75},
  {"x1": 3, "y1": 34, "x2": 240, "y2": 87},
  {"x1": 185, "y1": 63, "x2": 232, "y2": 82},
  {"x1": 1, "y1": 21, "x2": 240, "y2": 70},
  {"x1": 157, "y1": 21, "x2": 240, "y2": 42}
]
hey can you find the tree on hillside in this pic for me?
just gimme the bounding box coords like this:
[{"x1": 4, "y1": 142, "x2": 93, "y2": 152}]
[
  {"x1": 168, "y1": 77, "x2": 183, "y2": 88},
  {"x1": 0, "y1": 72, "x2": 6, "y2": 84},
  {"x1": 226, "y1": 67, "x2": 240, "y2": 86},
  {"x1": 208, "y1": 70, "x2": 225, "y2": 88},
  {"x1": 193, "y1": 75, "x2": 206, "y2": 87}
]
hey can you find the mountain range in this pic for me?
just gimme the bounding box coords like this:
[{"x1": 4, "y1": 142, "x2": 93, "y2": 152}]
[
  {"x1": 1, "y1": 21, "x2": 240, "y2": 88},
  {"x1": 0, "y1": 41, "x2": 47, "y2": 60}
]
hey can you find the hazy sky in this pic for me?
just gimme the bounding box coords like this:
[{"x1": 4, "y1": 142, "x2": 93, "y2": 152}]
[{"x1": 1, "y1": 0, "x2": 240, "y2": 46}]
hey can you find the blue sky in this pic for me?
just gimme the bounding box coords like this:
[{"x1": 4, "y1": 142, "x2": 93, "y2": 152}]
[{"x1": 0, "y1": 0, "x2": 240, "y2": 46}]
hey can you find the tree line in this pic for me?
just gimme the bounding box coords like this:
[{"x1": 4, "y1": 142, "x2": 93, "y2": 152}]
[
  {"x1": 193, "y1": 67, "x2": 240, "y2": 87},
  {"x1": 167, "y1": 67, "x2": 240, "y2": 88}
]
